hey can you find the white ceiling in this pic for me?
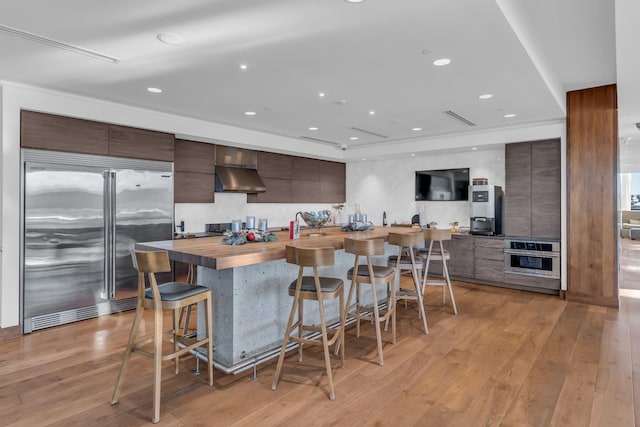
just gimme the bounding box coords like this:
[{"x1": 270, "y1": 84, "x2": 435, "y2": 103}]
[{"x1": 0, "y1": 0, "x2": 636, "y2": 159}]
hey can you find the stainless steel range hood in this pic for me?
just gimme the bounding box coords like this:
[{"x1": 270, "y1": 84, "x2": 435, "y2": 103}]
[{"x1": 215, "y1": 146, "x2": 266, "y2": 193}]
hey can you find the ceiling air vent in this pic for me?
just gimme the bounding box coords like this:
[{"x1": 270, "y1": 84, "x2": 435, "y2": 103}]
[
  {"x1": 443, "y1": 110, "x2": 477, "y2": 127},
  {"x1": 349, "y1": 127, "x2": 388, "y2": 139},
  {"x1": 300, "y1": 136, "x2": 340, "y2": 146}
]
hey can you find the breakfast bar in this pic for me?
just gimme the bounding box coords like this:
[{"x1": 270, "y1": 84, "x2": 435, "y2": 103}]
[{"x1": 137, "y1": 227, "x2": 418, "y2": 373}]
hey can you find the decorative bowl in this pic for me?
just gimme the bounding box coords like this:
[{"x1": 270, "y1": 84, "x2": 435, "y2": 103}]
[{"x1": 299, "y1": 210, "x2": 331, "y2": 229}]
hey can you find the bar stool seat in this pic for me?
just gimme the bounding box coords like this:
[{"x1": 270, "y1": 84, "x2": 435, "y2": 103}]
[
  {"x1": 344, "y1": 238, "x2": 396, "y2": 366},
  {"x1": 111, "y1": 250, "x2": 214, "y2": 424},
  {"x1": 272, "y1": 246, "x2": 345, "y2": 400},
  {"x1": 419, "y1": 228, "x2": 458, "y2": 315}
]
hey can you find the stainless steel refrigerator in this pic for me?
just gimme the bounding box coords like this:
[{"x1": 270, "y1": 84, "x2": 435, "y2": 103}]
[{"x1": 21, "y1": 149, "x2": 174, "y2": 333}]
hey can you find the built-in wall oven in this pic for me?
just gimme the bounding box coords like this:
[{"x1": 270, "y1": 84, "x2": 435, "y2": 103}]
[{"x1": 504, "y1": 239, "x2": 560, "y2": 279}]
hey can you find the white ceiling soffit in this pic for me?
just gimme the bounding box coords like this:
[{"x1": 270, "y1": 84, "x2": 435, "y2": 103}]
[{"x1": 0, "y1": 0, "x2": 619, "y2": 156}]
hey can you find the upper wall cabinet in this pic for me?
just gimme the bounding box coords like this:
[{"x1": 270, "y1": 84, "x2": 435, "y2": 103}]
[
  {"x1": 21, "y1": 110, "x2": 109, "y2": 155},
  {"x1": 174, "y1": 139, "x2": 216, "y2": 203},
  {"x1": 248, "y1": 152, "x2": 345, "y2": 204},
  {"x1": 20, "y1": 110, "x2": 175, "y2": 162},
  {"x1": 108, "y1": 125, "x2": 174, "y2": 162},
  {"x1": 504, "y1": 139, "x2": 561, "y2": 239}
]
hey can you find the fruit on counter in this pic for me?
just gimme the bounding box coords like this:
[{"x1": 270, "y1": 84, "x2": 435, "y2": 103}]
[{"x1": 247, "y1": 232, "x2": 256, "y2": 241}]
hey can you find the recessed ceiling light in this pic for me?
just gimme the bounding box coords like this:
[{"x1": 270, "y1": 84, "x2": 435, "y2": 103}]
[
  {"x1": 239, "y1": 64, "x2": 248, "y2": 70},
  {"x1": 308, "y1": 127, "x2": 318, "y2": 131},
  {"x1": 472, "y1": 147, "x2": 478, "y2": 151},
  {"x1": 479, "y1": 94, "x2": 494, "y2": 100},
  {"x1": 345, "y1": 0, "x2": 365, "y2": 3},
  {"x1": 245, "y1": 111, "x2": 256, "y2": 116},
  {"x1": 411, "y1": 153, "x2": 416, "y2": 157},
  {"x1": 504, "y1": 113, "x2": 517, "y2": 118},
  {"x1": 412, "y1": 127, "x2": 422, "y2": 131},
  {"x1": 156, "y1": 33, "x2": 186, "y2": 45},
  {"x1": 350, "y1": 137, "x2": 359, "y2": 141},
  {"x1": 318, "y1": 92, "x2": 326, "y2": 97},
  {"x1": 147, "y1": 87, "x2": 162, "y2": 93},
  {"x1": 369, "y1": 110, "x2": 376, "y2": 115},
  {"x1": 362, "y1": 158, "x2": 366, "y2": 161},
  {"x1": 433, "y1": 58, "x2": 451, "y2": 66}
]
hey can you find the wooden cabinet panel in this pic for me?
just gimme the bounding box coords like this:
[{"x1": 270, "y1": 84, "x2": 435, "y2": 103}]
[
  {"x1": 532, "y1": 140, "x2": 561, "y2": 239},
  {"x1": 320, "y1": 180, "x2": 346, "y2": 203},
  {"x1": 292, "y1": 157, "x2": 320, "y2": 181},
  {"x1": 247, "y1": 178, "x2": 292, "y2": 203},
  {"x1": 475, "y1": 259, "x2": 505, "y2": 283},
  {"x1": 174, "y1": 172, "x2": 215, "y2": 203},
  {"x1": 257, "y1": 152, "x2": 292, "y2": 179},
  {"x1": 474, "y1": 237, "x2": 504, "y2": 282},
  {"x1": 504, "y1": 273, "x2": 560, "y2": 291},
  {"x1": 108, "y1": 125, "x2": 174, "y2": 161},
  {"x1": 320, "y1": 160, "x2": 345, "y2": 183},
  {"x1": 504, "y1": 142, "x2": 532, "y2": 237},
  {"x1": 292, "y1": 180, "x2": 320, "y2": 203},
  {"x1": 21, "y1": 110, "x2": 109, "y2": 155},
  {"x1": 249, "y1": 153, "x2": 344, "y2": 204},
  {"x1": 174, "y1": 139, "x2": 216, "y2": 173},
  {"x1": 448, "y1": 237, "x2": 475, "y2": 278}
]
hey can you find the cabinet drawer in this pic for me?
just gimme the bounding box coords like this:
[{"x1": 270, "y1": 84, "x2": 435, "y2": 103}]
[
  {"x1": 475, "y1": 246, "x2": 503, "y2": 261},
  {"x1": 474, "y1": 238, "x2": 504, "y2": 249}
]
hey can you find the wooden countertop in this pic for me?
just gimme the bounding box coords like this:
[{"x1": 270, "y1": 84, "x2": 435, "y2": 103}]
[{"x1": 136, "y1": 226, "x2": 420, "y2": 270}]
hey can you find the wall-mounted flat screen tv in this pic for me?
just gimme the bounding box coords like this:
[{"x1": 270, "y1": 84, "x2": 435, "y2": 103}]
[{"x1": 415, "y1": 168, "x2": 470, "y2": 201}]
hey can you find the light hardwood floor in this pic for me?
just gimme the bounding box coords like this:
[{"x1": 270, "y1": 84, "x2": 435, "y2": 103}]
[{"x1": 1, "y1": 276, "x2": 637, "y2": 426}]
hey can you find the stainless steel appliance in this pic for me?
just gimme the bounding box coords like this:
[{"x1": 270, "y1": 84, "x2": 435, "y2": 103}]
[
  {"x1": 504, "y1": 239, "x2": 560, "y2": 278},
  {"x1": 21, "y1": 150, "x2": 173, "y2": 333},
  {"x1": 469, "y1": 184, "x2": 503, "y2": 235}
]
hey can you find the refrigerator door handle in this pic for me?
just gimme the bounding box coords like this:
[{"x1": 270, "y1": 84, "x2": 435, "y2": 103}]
[
  {"x1": 109, "y1": 170, "x2": 117, "y2": 299},
  {"x1": 103, "y1": 170, "x2": 111, "y2": 300}
]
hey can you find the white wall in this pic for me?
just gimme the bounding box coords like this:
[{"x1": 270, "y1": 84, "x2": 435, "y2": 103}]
[
  {"x1": 0, "y1": 82, "x2": 566, "y2": 328},
  {"x1": 347, "y1": 149, "x2": 505, "y2": 228}
]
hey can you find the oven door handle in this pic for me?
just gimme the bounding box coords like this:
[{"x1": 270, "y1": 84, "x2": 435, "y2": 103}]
[{"x1": 504, "y1": 249, "x2": 560, "y2": 258}]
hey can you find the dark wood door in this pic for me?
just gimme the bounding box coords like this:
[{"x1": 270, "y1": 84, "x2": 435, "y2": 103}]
[
  {"x1": 531, "y1": 139, "x2": 561, "y2": 239},
  {"x1": 21, "y1": 110, "x2": 109, "y2": 155},
  {"x1": 108, "y1": 125, "x2": 174, "y2": 161},
  {"x1": 504, "y1": 142, "x2": 532, "y2": 237}
]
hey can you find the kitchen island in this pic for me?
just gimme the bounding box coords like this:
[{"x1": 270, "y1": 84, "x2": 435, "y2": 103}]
[{"x1": 137, "y1": 227, "x2": 418, "y2": 373}]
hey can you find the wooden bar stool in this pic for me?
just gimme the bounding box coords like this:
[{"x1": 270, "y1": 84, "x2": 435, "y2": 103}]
[
  {"x1": 272, "y1": 246, "x2": 345, "y2": 400},
  {"x1": 419, "y1": 228, "x2": 458, "y2": 314},
  {"x1": 111, "y1": 250, "x2": 214, "y2": 424},
  {"x1": 387, "y1": 232, "x2": 429, "y2": 335},
  {"x1": 344, "y1": 238, "x2": 396, "y2": 366}
]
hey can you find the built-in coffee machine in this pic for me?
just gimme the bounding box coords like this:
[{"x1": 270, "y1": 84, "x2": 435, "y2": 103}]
[{"x1": 469, "y1": 182, "x2": 503, "y2": 235}]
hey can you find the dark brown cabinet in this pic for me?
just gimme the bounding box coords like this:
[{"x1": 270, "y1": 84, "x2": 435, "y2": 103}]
[
  {"x1": 174, "y1": 139, "x2": 216, "y2": 203},
  {"x1": 20, "y1": 110, "x2": 175, "y2": 162},
  {"x1": 21, "y1": 110, "x2": 109, "y2": 155},
  {"x1": 108, "y1": 125, "x2": 174, "y2": 162},
  {"x1": 174, "y1": 139, "x2": 216, "y2": 173},
  {"x1": 248, "y1": 152, "x2": 345, "y2": 204},
  {"x1": 531, "y1": 140, "x2": 561, "y2": 239},
  {"x1": 424, "y1": 235, "x2": 475, "y2": 279},
  {"x1": 504, "y1": 139, "x2": 560, "y2": 239}
]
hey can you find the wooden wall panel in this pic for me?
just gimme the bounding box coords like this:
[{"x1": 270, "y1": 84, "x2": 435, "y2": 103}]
[{"x1": 566, "y1": 84, "x2": 618, "y2": 307}]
